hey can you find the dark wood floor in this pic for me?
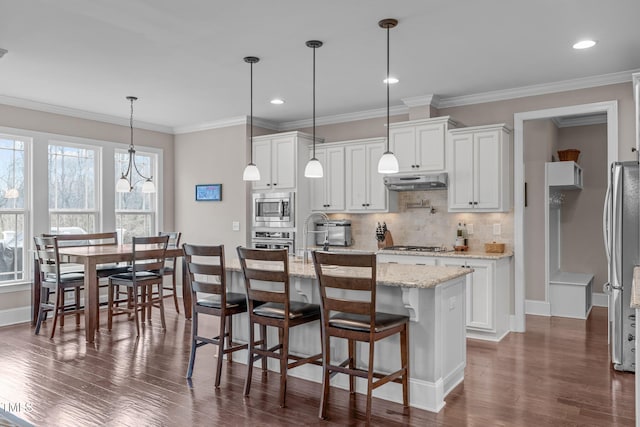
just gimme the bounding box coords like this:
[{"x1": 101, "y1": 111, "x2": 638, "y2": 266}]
[{"x1": 0, "y1": 306, "x2": 634, "y2": 426}]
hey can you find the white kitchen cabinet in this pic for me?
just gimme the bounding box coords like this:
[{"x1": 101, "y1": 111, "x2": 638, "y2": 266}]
[
  {"x1": 447, "y1": 124, "x2": 511, "y2": 212},
  {"x1": 309, "y1": 145, "x2": 345, "y2": 212},
  {"x1": 252, "y1": 132, "x2": 315, "y2": 191},
  {"x1": 377, "y1": 253, "x2": 438, "y2": 266},
  {"x1": 345, "y1": 138, "x2": 393, "y2": 212},
  {"x1": 389, "y1": 116, "x2": 457, "y2": 173},
  {"x1": 439, "y1": 256, "x2": 511, "y2": 341}
]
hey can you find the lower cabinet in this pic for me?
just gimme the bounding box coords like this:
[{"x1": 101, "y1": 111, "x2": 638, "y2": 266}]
[{"x1": 378, "y1": 253, "x2": 512, "y2": 341}]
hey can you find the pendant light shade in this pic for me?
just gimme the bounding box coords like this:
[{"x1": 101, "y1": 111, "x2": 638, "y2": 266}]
[
  {"x1": 304, "y1": 40, "x2": 323, "y2": 178},
  {"x1": 243, "y1": 56, "x2": 261, "y2": 181},
  {"x1": 117, "y1": 96, "x2": 156, "y2": 192},
  {"x1": 377, "y1": 18, "x2": 399, "y2": 174}
]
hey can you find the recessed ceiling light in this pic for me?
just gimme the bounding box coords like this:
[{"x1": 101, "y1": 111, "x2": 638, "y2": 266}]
[
  {"x1": 0, "y1": 48, "x2": 7, "y2": 58},
  {"x1": 573, "y1": 40, "x2": 597, "y2": 50},
  {"x1": 383, "y1": 77, "x2": 399, "y2": 84},
  {"x1": 270, "y1": 98, "x2": 285, "y2": 105}
]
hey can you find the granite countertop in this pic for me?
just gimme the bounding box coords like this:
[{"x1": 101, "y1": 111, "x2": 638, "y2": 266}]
[
  {"x1": 377, "y1": 248, "x2": 513, "y2": 260},
  {"x1": 632, "y1": 267, "x2": 640, "y2": 308},
  {"x1": 226, "y1": 258, "x2": 471, "y2": 290}
]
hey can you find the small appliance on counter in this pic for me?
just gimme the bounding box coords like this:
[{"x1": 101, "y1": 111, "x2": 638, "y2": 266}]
[{"x1": 314, "y1": 220, "x2": 352, "y2": 246}]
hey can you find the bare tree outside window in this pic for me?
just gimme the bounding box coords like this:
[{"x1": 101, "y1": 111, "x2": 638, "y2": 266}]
[{"x1": 0, "y1": 137, "x2": 26, "y2": 282}]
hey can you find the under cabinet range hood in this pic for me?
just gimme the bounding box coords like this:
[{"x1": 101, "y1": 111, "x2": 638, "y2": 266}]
[{"x1": 384, "y1": 173, "x2": 448, "y2": 191}]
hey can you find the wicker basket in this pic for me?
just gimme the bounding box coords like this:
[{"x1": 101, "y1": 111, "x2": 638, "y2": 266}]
[
  {"x1": 557, "y1": 149, "x2": 580, "y2": 162},
  {"x1": 484, "y1": 242, "x2": 505, "y2": 253}
]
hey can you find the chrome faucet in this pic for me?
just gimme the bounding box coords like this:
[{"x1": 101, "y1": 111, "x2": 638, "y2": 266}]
[{"x1": 302, "y1": 212, "x2": 330, "y2": 263}]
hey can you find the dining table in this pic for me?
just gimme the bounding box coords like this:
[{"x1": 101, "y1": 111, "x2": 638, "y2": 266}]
[{"x1": 33, "y1": 244, "x2": 186, "y2": 343}]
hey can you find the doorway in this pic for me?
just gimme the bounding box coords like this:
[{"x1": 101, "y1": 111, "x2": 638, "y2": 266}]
[{"x1": 512, "y1": 101, "x2": 618, "y2": 331}]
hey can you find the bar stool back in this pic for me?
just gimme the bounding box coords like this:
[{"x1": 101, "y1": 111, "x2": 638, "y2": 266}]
[
  {"x1": 183, "y1": 243, "x2": 247, "y2": 387},
  {"x1": 236, "y1": 246, "x2": 322, "y2": 408},
  {"x1": 312, "y1": 250, "x2": 410, "y2": 422}
]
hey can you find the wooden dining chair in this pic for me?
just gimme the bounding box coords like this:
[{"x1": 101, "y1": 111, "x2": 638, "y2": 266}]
[
  {"x1": 311, "y1": 250, "x2": 410, "y2": 422},
  {"x1": 183, "y1": 243, "x2": 247, "y2": 386},
  {"x1": 33, "y1": 236, "x2": 85, "y2": 339},
  {"x1": 107, "y1": 235, "x2": 169, "y2": 336},
  {"x1": 158, "y1": 231, "x2": 182, "y2": 313},
  {"x1": 44, "y1": 231, "x2": 129, "y2": 325},
  {"x1": 236, "y1": 246, "x2": 322, "y2": 408}
]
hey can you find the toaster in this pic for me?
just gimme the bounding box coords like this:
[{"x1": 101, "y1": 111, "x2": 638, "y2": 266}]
[{"x1": 315, "y1": 220, "x2": 352, "y2": 246}]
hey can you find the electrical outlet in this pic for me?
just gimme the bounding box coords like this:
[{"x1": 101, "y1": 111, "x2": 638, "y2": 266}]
[
  {"x1": 467, "y1": 224, "x2": 474, "y2": 235},
  {"x1": 493, "y1": 223, "x2": 501, "y2": 235},
  {"x1": 232, "y1": 221, "x2": 240, "y2": 231}
]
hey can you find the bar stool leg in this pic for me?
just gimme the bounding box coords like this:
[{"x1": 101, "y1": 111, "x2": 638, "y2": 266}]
[
  {"x1": 260, "y1": 325, "x2": 267, "y2": 372},
  {"x1": 279, "y1": 326, "x2": 289, "y2": 408},
  {"x1": 319, "y1": 331, "x2": 331, "y2": 420},
  {"x1": 186, "y1": 311, "x2": 198, "y2": 379},
  {"x1": 366, "y1": 342, "x2": 375, "y2": 422},
  {"x1": 244, "y1": 321, "x2": 255, "y2": 397},
  {"x1": 226, "y1": 317, "x2": 234, "y2": 364},
  {"x1": 401, "y1": 325, "x2": 410, "y2": 408},
  {"x1": 348, "y1": 339, "x2": 356, "y2": 394},
  {"x1": 214, "y1": 313, "x2": 226, "y2": 388}
]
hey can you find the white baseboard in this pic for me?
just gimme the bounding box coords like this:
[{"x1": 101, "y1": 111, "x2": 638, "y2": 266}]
[
  {"x1": 0, "y1": 306, "x2": 31, "y2": 327},
  {"x1": 592, "y1": 292, "x2": 608, "y2": 307},
  {"x1": 525, "y1": 299, "x2": 551, "y2": 316}
]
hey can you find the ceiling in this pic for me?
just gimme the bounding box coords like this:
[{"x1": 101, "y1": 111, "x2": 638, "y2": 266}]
[{"x1": 1, "y1": 0, "x2": 640, "y2": 133}]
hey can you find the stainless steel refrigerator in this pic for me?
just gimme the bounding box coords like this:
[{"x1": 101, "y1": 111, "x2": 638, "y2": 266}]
[{"x1": 604, "y1": 161, "x2": 639, "y2": 372}]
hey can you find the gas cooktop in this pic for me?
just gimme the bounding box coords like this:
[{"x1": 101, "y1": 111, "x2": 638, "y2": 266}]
[{"x1": 382, "y1": 245, "x2": 452, "y2": 253}]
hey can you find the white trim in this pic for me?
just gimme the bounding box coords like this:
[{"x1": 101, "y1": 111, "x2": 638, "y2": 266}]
[
  {"x1": 0, "y1": 94, "x2": 173, "y2": 134},
  {"x1": 552, "y1": 114, "x2": 607, "y2": 128},
  {"x1": 593, "y1": 292, "x2": 608, "y2": 307},
  {"x1": 278, "y1": 105, "x2": 408, "y2": 131},
  {"x1": 401, "y1": 94, "x2": 441, "y2": 109},
  {"x1": 0, "y1": 305, "x2": 31, "y2": 327},
  {"x1": 1, "y1": 70, "x2": 637, "y2": 136},
  {"x1": 438, "y1": 69, "x2": 638, "y2": 109},
  {"x1": 525, "y1": 299, "x2": 552, "y2": 316},
  {"x1": 173, "y1": 116, "x2": 280, "y2": 135},
  {"x1": 514, "y1": 100, "x2": 619, "y2": 333}
]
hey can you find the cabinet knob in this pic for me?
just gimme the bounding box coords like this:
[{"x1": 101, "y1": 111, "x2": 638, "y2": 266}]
[
  {"x1": 415, "y1": 164, "x2": 420, "y2": 168},
  {"x1": 473, "y1": 201, "x2": 478, "y2": 205},
  {"x1": 411, "y1": 165, "x2": 415, "y2": 168},
  {"x1": 273, "y1": 183, "x2": 277, "y2": 186},
  {"x1": 468, "y1": 201, "x2": 473, "y2": 205},
  {"x1": 267, "y1": 183, "x2": 271, "y2": 187}
]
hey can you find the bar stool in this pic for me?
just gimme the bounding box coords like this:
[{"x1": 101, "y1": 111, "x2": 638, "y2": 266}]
[
  {"x1": 236, "y1": 246, "x2": 322, "y2": 408},
  {"x1": 183, "y1": 243, "x2": 248, "y2": 387},
  {"x1": 311, "y1": 250, "x2": 410, "y2": 422}
]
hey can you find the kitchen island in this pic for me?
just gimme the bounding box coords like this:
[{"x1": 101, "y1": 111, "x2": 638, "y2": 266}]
[{"x1": 223, "y1": 257, "x2": 472, "y2": 412}]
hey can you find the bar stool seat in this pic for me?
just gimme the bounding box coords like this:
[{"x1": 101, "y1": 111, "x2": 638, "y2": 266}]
[
  {"x1": 253, "y1": 301, "x2": 320, "y2": 320},
  {"x1": 329, "y1": 312, "x2": 408, "y2": 333},
  {"x1": 197, "y1": 292, "x2": 247, "y2": 309}
]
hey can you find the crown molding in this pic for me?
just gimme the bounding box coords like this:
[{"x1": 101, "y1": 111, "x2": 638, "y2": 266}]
[
  {"x1": 278, "y1": 105, "x2": 408, "y2": 131},
  {"x1": 2, "y1": 69, "x2": 638, "y2": 136},
  {"x1": 172, "y1": 116, "x2": 280, "y2": 135},
  {"x1": 401, "y1": 94, "x2": 441, "y2": 109},
  {"x1": 436, "y1": 69, "x2": 640, "y2": 109},
  {"x1": 551, "y1": 113, "x2": 607, "y2": 128},
  {"x1": 0, "y1": 94, "x2": 173, "y2": 133}
]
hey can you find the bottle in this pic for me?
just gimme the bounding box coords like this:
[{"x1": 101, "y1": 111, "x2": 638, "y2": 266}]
[
  {"x1": 462, "y1": 223, "x2": 468, "y2": 246},
  {"x1": 456, "y1": 223, "x2": 464, "y2": 247}
]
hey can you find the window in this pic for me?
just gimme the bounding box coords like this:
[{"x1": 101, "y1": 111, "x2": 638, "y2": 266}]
[
  {"x1": 0, "y1": 136, "x2": 26, "y2": 283},
  {"x1": 115, "y1": 149, "x2": 157, "y2": 243},
  {"x1": 48, "y1": 143, "x2": 99, "y2": 234}
]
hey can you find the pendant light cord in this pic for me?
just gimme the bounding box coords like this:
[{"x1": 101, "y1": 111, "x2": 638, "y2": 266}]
[
  {"x1": 312, "y1": 44, "x2": 316, "y2": 158},
  {"x1": 130, "y1": 98, "x2": 135, "y2": 150},
  {"x1": 386, "y1": 24, "x2": 390, "y2": 152},
  {"x1": 250, "y1": 60, "x2": 254, "y2": 165}
]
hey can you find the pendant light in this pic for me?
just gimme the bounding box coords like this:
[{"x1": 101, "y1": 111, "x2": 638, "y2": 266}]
[
  {"x1": 377, "y1": 18, "x2": 400, "y2": 174},
  {"x1": 304, "y1": 40, "x2": 323, "y2": 178},
  {"x1": 116, "y1": 96, "x2": 156, "y2": 193},
  {"x1": 242, "y1": 56, "x2": 261, "y2": 181}
]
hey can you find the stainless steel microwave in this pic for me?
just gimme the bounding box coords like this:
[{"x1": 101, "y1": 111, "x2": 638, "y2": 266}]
[{"x1": 252, "y1": 192, "x2": 295, "y2": 228}]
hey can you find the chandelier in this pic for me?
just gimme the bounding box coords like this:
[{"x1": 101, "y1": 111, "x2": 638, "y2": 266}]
[{"x1": 116, "y1": 96, "x2": 155, "y2": 193}]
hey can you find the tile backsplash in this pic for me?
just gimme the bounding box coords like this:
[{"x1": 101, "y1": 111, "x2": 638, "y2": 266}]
[{"x1": 328, "y1": 190, "x2": 513, "y2": 251}]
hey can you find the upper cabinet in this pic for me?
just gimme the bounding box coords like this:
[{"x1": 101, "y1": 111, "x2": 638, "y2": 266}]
[
  {"x1": 389, "y1": 116, "x2": 457, "y2": 173},
  {"x1": 252, "y1": 132, "x2": 314, "y2": 191},
  {"x1": 447, "y1": 124, "x2": 512, "y2": 212},
  {"x1": 345, "y1": 138, "x2": 395, "y2": 212},
  {"x1": 310, "y1": 145, "x2": 345, "y2": 212}
]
